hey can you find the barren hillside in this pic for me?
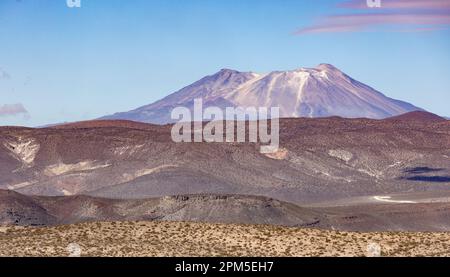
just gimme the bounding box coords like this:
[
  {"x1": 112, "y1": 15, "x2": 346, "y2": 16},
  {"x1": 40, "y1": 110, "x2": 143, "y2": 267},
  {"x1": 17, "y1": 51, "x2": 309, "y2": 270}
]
[{"x1": 1, "y1": 112, "x2": 449, "y2": 205}]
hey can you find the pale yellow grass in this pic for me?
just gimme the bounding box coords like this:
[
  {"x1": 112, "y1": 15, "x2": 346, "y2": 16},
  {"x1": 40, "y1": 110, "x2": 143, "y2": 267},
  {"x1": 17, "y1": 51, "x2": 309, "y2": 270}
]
[{"x1": 0, "y1": 221, "x2": 449, "y2": 257}]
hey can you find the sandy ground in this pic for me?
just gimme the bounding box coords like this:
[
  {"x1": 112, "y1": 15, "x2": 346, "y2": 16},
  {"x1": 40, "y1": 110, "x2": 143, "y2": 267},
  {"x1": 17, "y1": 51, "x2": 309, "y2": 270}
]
[{"x1": 0, "y1": 221, "x2": 449, "y2": 257}]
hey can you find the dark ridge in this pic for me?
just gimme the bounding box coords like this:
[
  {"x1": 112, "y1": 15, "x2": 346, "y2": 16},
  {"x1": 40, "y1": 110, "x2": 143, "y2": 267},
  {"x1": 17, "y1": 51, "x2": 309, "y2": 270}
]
[
  {"x1": 388, "y1": 111, "x2": 446, "y2": 122},
  {"x1": 403, "y1": 176, "x2": 450, "y2": 183},
  {"x1": 404, "y1": 167, "x2": 444, "y2": 174},
  {"x1": 49, "y1": 119, "x2": 159, "y2": 130}
]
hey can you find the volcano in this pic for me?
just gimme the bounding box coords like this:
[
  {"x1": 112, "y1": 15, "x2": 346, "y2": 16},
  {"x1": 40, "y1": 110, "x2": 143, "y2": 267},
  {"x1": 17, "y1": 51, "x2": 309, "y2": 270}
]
[{"x1": 101, "y1": 64, "x2": 422, "y2": 124}]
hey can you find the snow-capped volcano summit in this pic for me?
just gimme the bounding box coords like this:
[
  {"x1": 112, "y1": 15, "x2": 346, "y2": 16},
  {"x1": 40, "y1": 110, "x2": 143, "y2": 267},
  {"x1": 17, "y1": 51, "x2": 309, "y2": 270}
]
[{"x1": 101, "y1": 64, "x2": 422, "y2": 124}]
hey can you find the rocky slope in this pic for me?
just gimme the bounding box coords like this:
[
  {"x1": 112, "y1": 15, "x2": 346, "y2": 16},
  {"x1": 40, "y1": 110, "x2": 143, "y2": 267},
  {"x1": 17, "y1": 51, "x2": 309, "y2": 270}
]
[
  {"x1": 0, "y1": 190, "x2": 321, "y2": 227},
  {"x1": 1, "y1": 112, "x2": 449, "y2": 206},
  {"x1": 2, "y1": 189, "x2": 450, "y2": 232}
]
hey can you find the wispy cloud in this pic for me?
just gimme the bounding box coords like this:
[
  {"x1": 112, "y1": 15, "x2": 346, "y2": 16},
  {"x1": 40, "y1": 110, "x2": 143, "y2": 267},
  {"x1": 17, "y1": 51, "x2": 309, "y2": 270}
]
[
  {"x1": 296, "y1": 0, "x2": 450, "y2": 35},
  {"x1": 340, "y1": 0, "x2": 450, "y2": 10},
  {"x1": 0, "y1": 103, "x2": 29, "y2": 118},
  {"x1": 0, "y1": 68, "x2": 11, "y2": 80}
]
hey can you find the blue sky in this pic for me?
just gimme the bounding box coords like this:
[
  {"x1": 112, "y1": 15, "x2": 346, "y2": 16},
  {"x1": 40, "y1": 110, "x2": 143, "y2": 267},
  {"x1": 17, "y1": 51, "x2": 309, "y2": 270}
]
[{"x1": 0, "y1": 0, "x2": 449, "y2": 126}]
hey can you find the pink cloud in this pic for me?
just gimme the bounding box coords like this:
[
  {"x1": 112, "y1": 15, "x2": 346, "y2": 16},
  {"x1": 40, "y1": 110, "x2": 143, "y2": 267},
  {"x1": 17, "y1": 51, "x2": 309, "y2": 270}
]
[
  {"x1": 396, "y1": 26, "x2": 447, "y2": 32},
  {"x1": 295, "y1": 25, "x2": 362, "y2": 34},
  {"x1": 295, "y1": 0, "x2": 450, "y2": 34},
  {"x1": 0, "y1": 104, "x2": 29, "y2": 117},
  {"x1": 340, "y1": 0, "x2": 450, "y2": 10}
]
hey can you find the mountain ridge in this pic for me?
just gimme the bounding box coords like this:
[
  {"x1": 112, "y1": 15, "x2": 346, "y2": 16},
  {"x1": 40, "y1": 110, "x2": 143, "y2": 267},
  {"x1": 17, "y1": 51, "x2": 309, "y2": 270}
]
[
  {"x1": 3, "y1": 189, "x2": 450, "y2": 232},
  {"x1": 387, "y1": 111, "x2": 446, "y2": 122},
  {"x1": 101, "y1": 64, "x2": 422, "y2": 124}
]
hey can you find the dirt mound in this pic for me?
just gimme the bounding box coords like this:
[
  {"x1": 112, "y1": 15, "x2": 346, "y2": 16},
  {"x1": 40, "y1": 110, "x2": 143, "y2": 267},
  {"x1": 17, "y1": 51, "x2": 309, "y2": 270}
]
[
  {"x1": 387, "y1": 111, "x2": 447, "y2": 122},
  {"x1": 0, "y1": 190, "x2": 322, "y2": 227},
  {"x1": 0, "y1": 190, "x2": 56, "y2": 226}
]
